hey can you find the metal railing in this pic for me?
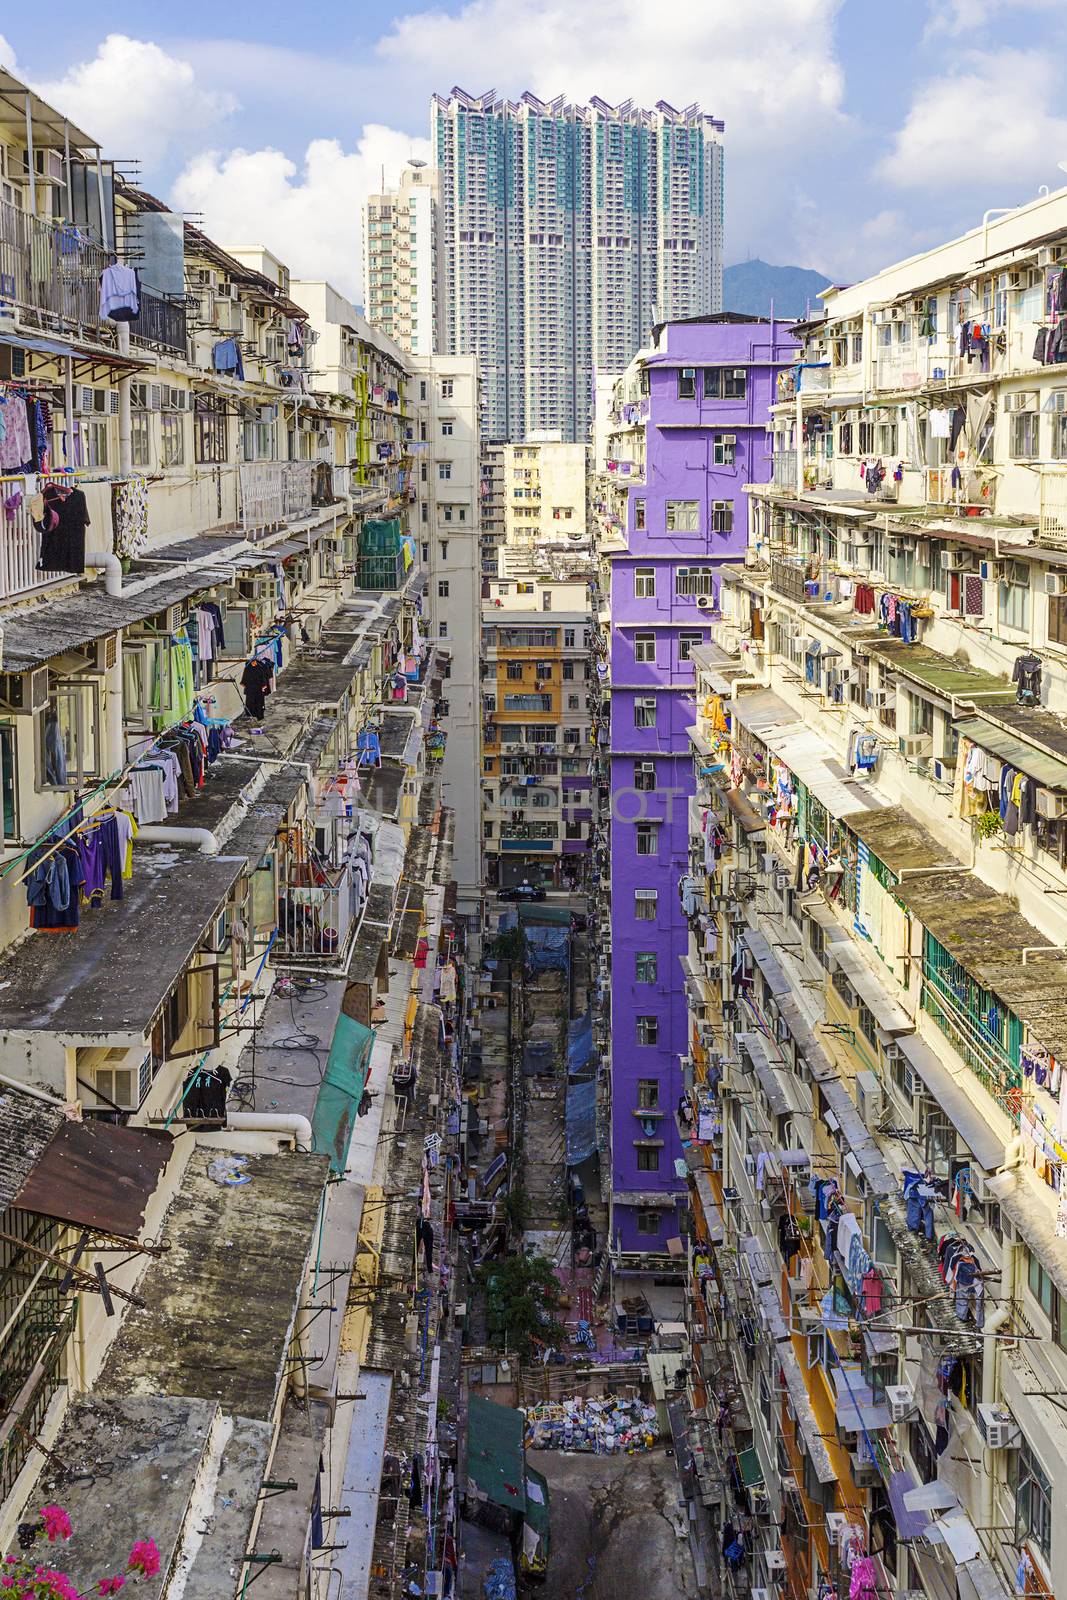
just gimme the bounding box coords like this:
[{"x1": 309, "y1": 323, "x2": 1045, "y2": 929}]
[
  {"x1": 0, "y1": 197, "x2": 109, "y2": 333},
  {"x1": 0, "y1": 476, "x2": 70, "y2": 600},
  {"x1": 238, "y1": 460, "x2": 314, "y2": 533},
  {"x1": 129, "y1": 287, "x2": 187, "y2": 354},
  {"x1": 771, "y1": 453, "x2": 797, "y2": 491},
  {"x1": 1040, "y1": 470, "x2": 1067, "y2": 542}
]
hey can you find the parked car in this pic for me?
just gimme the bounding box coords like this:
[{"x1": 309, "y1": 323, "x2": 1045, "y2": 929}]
[{"x1": 497, "y1": 883, "x2": 546, "y2": 902}]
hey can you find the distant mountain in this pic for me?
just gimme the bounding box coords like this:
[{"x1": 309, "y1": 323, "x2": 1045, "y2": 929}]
[{"x1": 722, "y1": 259, "x2": 833, "y2": 321}]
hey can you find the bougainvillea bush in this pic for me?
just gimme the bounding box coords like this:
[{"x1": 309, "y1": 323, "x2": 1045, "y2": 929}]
[{"x1": 2, "y1": 1505, "x2": 159, "y2": 1598}]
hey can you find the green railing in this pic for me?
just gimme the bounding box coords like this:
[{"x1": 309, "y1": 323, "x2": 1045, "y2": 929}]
[{"x1": 921, "y1": 933, "x2": 1022, "y2": 1115}]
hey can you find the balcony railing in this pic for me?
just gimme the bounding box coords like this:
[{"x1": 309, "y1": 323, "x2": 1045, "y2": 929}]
[
  {"x1": 0, "y1": 475, "x2": 70, "y2": 600},
  {"x1": 0, "y1": 197, "x2": 110, "y2": 334},
  {"x1": 238, "y1": 461, "x2": 313, "y2": 534},
  {"x1": 1040, "y1": 469, "x2": 1067, "y2": 542},
  {"x1": 128, "y1": 287, "x2": 187, "y2": 355},
  {"x1": 771, "y1": 453, "x2": 797, "y2": 491}
]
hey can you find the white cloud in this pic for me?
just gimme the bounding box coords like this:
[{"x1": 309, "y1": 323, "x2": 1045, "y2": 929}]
[
  {"x1": 377, "y1": 0, "x2": 845, "y2": 142},
  {"x1": 880, "y1": 49, "x2": 1067, "y2": 190},
  {"x1": 0, "y1": 35, "x2": 17, "y2": 70},
  {"x1": 35, "y1": 34, "x2": 236, "y2": 166},
  {"x1": 172, "y1": 127, "x2": 431, "y2": 303},
  {"x1": 925, "y1": 0, "x2": 1059, "y2": 35}
]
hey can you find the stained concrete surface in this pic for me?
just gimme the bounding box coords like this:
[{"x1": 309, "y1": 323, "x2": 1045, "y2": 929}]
[{"x1": 530, "y1": 1445, "x2": 699, "y2": 1600}]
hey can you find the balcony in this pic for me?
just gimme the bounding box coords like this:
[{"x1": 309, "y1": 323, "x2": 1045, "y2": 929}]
[
  {"x1": 0, "y1": 196, "x2": 109, "y2": 335},
  {"x1": 771, "y1": 453, "x2": 797, "y2": 492},
  {"x1": 128, "y1": 287, "x2": 188, "y2": 355},
  {"x1": 1039, "y1": 468, "x2": 1067, "y2": 543},
  {"x1": 238, "y1": 461, "x2": 314, "y2": 535},
  {"x1": 926, "y1": 465, "x2": 996, "y2": 515}
]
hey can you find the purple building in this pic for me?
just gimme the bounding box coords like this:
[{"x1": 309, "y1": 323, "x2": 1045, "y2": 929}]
[{"x1": 599, "y1": 314, "x2": 796, "y2": 1263}]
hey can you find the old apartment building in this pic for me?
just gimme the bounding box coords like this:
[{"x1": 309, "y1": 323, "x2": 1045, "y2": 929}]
[
  {"x1": 672, "y1": 189, "x2": 1067, "y2": 1600},
  {"x1": 0, "y1": 67, "x2": 470, "y2": 1600}
]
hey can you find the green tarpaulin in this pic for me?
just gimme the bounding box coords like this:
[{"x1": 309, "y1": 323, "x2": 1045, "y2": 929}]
[
  {"x1": 312, "y1": 1013, "x2": 375, "y2": 1173},
  {"x1": 466, "y1": 1395, "x2": 527, "y2": 1515}
]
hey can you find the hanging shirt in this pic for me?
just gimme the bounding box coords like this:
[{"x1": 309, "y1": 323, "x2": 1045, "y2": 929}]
[{"x1": 99, "y1": 263, "x2": 140, "y2": 322}]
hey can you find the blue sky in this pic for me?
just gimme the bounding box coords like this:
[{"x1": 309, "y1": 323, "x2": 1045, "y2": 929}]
[{"x1": 3, "y1": 0, "x2": 1067, "y2": 303}]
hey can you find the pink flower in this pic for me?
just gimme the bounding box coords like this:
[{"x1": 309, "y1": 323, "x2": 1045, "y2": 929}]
[
  {"x1": 126, "y1": 1540, "x2": 160, "y2": 1579},
  {"x1": 39, "y1": 1505, "x2": 72, "y2": 1543},
  {"x1": 98, "y1": 1579, "x2": 126, "y2": 1595}
]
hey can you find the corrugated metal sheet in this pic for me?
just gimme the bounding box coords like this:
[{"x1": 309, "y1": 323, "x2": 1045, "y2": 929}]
[
  {"x1": 0, "y1": 1083, "x2": 65, "y2": 1210},
  {"x1": 954, "y1": 715, "x2": 1067, "y2": 791},
  {"x1": 466, "y1": 1395, "x2": 527, "y2": 1515},
  {"x1": 14, "y1": 1118, "x2": 173, "y2": 1236}
]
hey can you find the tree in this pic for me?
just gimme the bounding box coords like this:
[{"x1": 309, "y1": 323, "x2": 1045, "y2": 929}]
[
  {"x1": 489, "y1": 926, "x2": 527, "y2": 965},
  {"x1": 481, "y1": 1252, "x2": 564, "y2": 1359}
]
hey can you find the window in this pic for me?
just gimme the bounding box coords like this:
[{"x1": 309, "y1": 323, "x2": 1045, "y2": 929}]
[
  {"x1": 636, "y1": 952, "x2": 658, "y2": 983},
  {"x1": 858, "y1": 1004, "x2": 878, "y2": 1049},
  {"x1": 714, "y1": 435, "x2": 736, "y2": 466},
  {"x1": 437, "y1": 580, "x2": 450, "y2": 600},
  {"x1": 194, "y1": 399, "x2": 227, "y2": 464},
  {"x1": 704, "y1": 368, "x2": 747, "y2": 400},
  {"x1": 634, "y1": 632, "x2": 656, "y2": 663},
  {"x1": 562, "y1": 660, "x2": 575, "y2": 680},
  {"x1": 634, "y1": 761, "x2": 655, "y2": 791},
  {"x1": 636, "y1": 1208, "x2": 661, "y2": 1235},
  {"x1": 440, "y1": 380, "x2": 453, "y2": 399},
  {"x1": 636, "y1": 1015, "x2": 659, "y2": 1045},
  {"x1": 506, "y1": 661, "x2": 524, "y2": 680},
  {"x1": 634, "y1": 889, "x2": 658, "y2": 920},
  {"x1": 999, "y1": 568, "x2": 1030, "y2": 632},
  {"x1": 441, "y1": 420, "x2": 453, "y2": 435},
  {"x1": 1014, "y1": 1440, "x2": 1052, "y2": 1562},
  {"x1": 634, "y1": 697, "x2": 657, "y2": 728},
  {"x1": 439, "y1": 621, "x2": 448, "y2": 638},
  {"x1": 637, "y1": 1147, "x2": 661, "y2": 1171},
  {"x1": 37, "y1": 680, "x2": 100, "y2": 789},
  {"x1": 0, "y1": 724, "x2": 16, "y2": 840},
  {"x1": 678, "y1": 366, "x2": 696, "y2": 399},
  {"x1": 712, "y1": 500, "x2": 734, "y2": 534},
  {"x1": 679, "y1": 632, "x2": 703, "y2": 662},
  {"x1": 85, "y1": 419, "x2": 108, "y2": 469},
  {"x1": 666, "y1": 499, "x2": 699, "y2": 531},
  {"x1": 1010, "y1": 409, "x2": 1038, "y2": 459},
  {"x1": 422, "y1": 542, "x2": 430, "y2": 564},
  {"x1": 634, "y1": 498, "x2": 646, "y2": 530},
  {"x1": 438, "y1": 463, "x2": 452, "y2": 479},
  {"x1": 131, "y1": 408, "x2": 151, "y2": 468},
  {"x1": 542, "y1": 591, "x2": 552, "y2": 611},
  {"x1": 634, "y1": 566, "x2": 656, "y2": 598},
  {"x1": 676, "y1": 567, "x2": 715, "y2": 597},
  {"x1": 637, "y1": 1077, "x2": 660, "y2": 1108},
  {"x1": 636, "y1": 822, "x2": 659, "y2": 856}
]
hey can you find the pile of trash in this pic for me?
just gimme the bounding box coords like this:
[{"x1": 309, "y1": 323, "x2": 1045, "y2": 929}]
[
  {"x1": 483, "y1": 1557, "x2": 516, "y2": 1600},
  {"x1": 524, "y1": 1396, "x2": 658, "y2": 1454}
]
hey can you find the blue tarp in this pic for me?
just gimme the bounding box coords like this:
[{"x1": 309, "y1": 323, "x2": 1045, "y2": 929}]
[
  {"x1": 565, "y1": 1078, "x2": 597, "y2": 1166},
  {"x1": 568, "y1": 1008, "x2": 593, "y2": 1076},
  {"x1": 525, "y1": 924, "x2": 570, "y2": 975}
]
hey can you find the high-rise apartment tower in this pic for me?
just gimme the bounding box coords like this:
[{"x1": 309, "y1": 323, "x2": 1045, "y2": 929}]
[{"x1": 432, "y1": 89, "x2": 724, "y2": 441}]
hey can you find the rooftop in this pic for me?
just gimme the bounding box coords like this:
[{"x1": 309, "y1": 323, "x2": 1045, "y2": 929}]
[
  {"x1": 0, "y1": 849, "x2": 243, "y2": 1042},
  {"x1": 99, "y1": 1146, "x2": 329, "y2": 1420}
]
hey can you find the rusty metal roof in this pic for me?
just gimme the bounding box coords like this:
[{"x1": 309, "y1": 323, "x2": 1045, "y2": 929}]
[{"x1": 13, "y1": 1119, "x2": 173, "y2": 1238}]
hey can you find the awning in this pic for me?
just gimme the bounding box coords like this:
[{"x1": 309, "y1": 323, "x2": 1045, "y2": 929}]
[
  {"x1": 863, "y1": 638, "x2": 1015, "y2": 708},
  {"x1": 992, "y1": 1169, "x2": 1067, "y2": 1303},
  {"x1": 729, "y1": 691, "x2": 884, "y2": 819},
  {"x1": 839, "y1": 805, "x2": 962, "y2": 875},
  {"x1": 466, "y1": 1395, "x2": 527, "y2": 1514},
  {"x1": 896, "y1": 1034, "x2": 1005, "y2": 1172},
  {"x1": 775, "y1": 1337, "x2": 838, "y2": 1485},
  {"x1": 312, "y1": 1013, "x2": 375, "y2": 1174},
  {"x1": 13, "y1": 1120, "x2": 172, "y2": 1238},
  {"x1": 737, "y1": 1031, "x2": 791, "y2": 1117},
  {"x1": 565, "y1": 1078, "x2": 597, "y2": 1166},
  {"x1": 725, "y1": 788, "x2": 766, "y2": 834},
  {"x1": 888, "y1": 1469, "x2": 932, "y2": 1540},
  {"x1": 0, "y1": 330, "x2": 149, "y2": 373},
  {"x1": 692, "y1": 1168, "x2": 725, "y2": 1244},
  {"x1": 831, "y1": 1365, "x2": 892, "y2": 1432},
  {"x1": 827, "y1": 942, "x2": 913, "y2": 1035},
  {"x1": 954, "y1": 715, "x2": 1067, "y2": 792},
  {"x1": 893, "y1": 870, "x2": 1067, "y2": 1060}
]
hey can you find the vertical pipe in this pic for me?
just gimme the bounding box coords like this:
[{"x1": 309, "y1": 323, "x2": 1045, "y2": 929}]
[
  {"x1": 95, "y1": 150, "x2": 107, "y2": 248},
  {"x1": 117, "y1": 322, "x2": 132, "y2": 474},
  {"x1": 24, "y1": 96, "x2": 36, "y2": 216},
  {"x1": 64, "y1": 355, "x2": 75, "y2": 469},
  {"x1": 63, "y1": 122, "x2": 72, "y2": 219}
]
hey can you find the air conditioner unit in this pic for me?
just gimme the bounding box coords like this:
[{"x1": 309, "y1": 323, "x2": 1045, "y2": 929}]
[
  {"x1": 886, "y1": 1382, "x2": 916, "y2": 1422},
  {"x1": 696, "y1": 595, "x2": 715, "y2": 611},
  {"x1": 977, "y1": 1404, "x2": 1021, "y2": 1451},
  {"x1": 866, "y1": 688, "x2": 890, "y2": 708},
  {"x1": 900, "y1": 733, "x2": 933, "y2": 760},
  {"x1": 855, "y1": 1070, "x2": 884, "y2": 1127},
  {"x1": 1004, "y1": 391, "x2": 1038, "y2": 414},
  {"x1": 93, "y1": 634, "x2": 118, "y2": 673},
  {"x1": 943, "y1": 550, "x2": 970, "y2": 571},
  {"x1": 765, "y1": 1552, "x2": 787, "y2": 1575},
  {"x1": 1045, "y1": 571, "x2": 1067, "y2": 597},
  {"x1": 0, "y1": 666, "x2": 49, "y2": 713}
]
